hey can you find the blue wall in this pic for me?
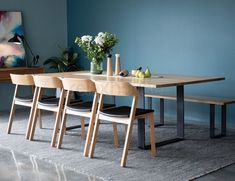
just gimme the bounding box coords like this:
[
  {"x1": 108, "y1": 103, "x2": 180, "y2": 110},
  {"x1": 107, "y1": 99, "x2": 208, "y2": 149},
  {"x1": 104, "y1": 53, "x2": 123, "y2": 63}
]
[
  {"x1": 67, "y1": 0, "x2": 235, "y2": 127},
  {"x1": 0, "y1": 0, "x2": 67, "y2": 111}
]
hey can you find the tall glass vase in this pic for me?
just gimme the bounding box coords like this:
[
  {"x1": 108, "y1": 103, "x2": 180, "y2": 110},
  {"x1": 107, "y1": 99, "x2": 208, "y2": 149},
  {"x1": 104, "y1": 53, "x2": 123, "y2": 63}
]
[{"x1": 90, "y1": 61, "x2": 103, "y2": 74}]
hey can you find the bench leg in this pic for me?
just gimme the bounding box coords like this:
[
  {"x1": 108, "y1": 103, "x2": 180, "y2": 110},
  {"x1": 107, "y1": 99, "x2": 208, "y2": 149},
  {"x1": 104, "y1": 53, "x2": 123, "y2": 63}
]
[
  {"x1": 210, "y1": 104, "x2": 227, "y2": 138},
  {"x1": 210, "y1": 104, "x2": 215, "y2": 138},
  {"x1": 147, "y1": 97, "x2": 152, "y2": 109},
  {"x1": 221, "y1": 105, "x2": 226, "y2": 136}
]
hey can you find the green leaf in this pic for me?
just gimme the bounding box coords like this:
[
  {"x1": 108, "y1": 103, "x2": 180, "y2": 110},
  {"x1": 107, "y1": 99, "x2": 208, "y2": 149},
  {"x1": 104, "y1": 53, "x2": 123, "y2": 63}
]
[
  {"x1": 43, "y1": 57, "x2": 59, "y2": 65},
  {"x1": 43, "y1": 46, "x2": 80, "y2": 72}
]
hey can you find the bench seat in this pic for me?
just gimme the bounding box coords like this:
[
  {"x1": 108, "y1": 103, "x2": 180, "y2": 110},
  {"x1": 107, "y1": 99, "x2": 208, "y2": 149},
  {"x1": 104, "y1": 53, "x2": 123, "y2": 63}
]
[{"x1": 145, "y1": 93, "x2": 235, "y2": 138}]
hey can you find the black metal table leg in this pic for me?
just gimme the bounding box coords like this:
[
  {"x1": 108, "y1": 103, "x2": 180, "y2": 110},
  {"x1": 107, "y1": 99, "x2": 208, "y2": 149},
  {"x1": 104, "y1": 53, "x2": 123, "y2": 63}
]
[
  {"x1": 152, "y1": 86, "x2": 185, "y2": 147},
  {"x1": 137, "y1": 87, "x2": 146, "y2": 149},
  {"x1": 210, "y1": 104, "x2": 215, "y2": 138},
  {"x1": 177, "y1": 85, "x2": 184, "y2": 139},
  {"x1": 139, "y1": 86, "x2": 185, "y2": 150},
  {"x1": 221, "y1": 105, "x2": 226, "y2": 136}
]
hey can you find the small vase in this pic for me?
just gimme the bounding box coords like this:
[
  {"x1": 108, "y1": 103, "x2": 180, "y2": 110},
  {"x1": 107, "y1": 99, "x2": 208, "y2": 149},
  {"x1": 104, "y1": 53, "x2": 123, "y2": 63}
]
[
  {"x1": 107, "y1": 57, "x2": 113, "y2": 76},
  {"x1": 115, "y1": 54, "x2": 121, "y2": 75},
  {"x1": 90, "y1": 61, "x2": 103, "y2": 74}
]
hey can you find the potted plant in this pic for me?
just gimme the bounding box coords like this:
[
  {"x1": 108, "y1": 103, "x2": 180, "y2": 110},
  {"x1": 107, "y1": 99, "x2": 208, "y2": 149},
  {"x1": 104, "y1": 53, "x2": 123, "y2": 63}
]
[
  {"x1": 43, "y1": 46, "x2": 80, "y2": 98},
  {"x1": 43, "y1": 46, "x2": 79, "y2": 72},
  {"x1": 74, "y1": 32, "x2": 118, "y2": 74}
]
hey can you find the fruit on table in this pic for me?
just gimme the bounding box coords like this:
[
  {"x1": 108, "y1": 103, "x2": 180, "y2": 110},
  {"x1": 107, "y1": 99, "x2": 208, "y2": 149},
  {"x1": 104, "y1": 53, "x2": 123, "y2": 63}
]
[
  {"x1": 134, "y1": 67, "x2": 152, "y2": 78},
  {"x1": 145, "y1": 67, "x2": 151, "y2": 78},
  {"x1": 135, "y1": 70, "x2": 140, "y2": 77},
  {"x1": 132, "y1": 67, "x2": 142, "y2": 76},
  {"x1": 138, "y1": 71, "x2": 145, "y2": 78}
]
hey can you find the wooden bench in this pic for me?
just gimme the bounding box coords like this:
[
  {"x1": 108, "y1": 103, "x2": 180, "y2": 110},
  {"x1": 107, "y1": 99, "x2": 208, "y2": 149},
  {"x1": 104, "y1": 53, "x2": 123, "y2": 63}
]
[{"x1": 145, "y1": 93, "x2": 235, "y2": 138}]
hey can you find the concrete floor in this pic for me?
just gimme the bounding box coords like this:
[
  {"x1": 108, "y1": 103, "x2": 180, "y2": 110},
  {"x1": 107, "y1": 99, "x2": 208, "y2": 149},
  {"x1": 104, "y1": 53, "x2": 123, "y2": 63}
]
[
  {"x1": 0, "y1": 146, "x2": 234, "y2": 181},
  {"x1": 195, "y1": 163, "x2": 235, "y2": 181},
  {"x1": 0, "y1": 111, "x2": 234, "y2": 180},
  {"x1": 0, "y1": 147, "x2": 101, "y2": 181}
]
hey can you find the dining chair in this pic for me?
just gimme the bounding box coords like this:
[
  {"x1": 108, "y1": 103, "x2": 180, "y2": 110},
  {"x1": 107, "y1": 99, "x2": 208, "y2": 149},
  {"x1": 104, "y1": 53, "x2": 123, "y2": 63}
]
[
  {"x1": 89, "y1": 81, "x2": 157, "y2": 167},
  {"x1": 7, "y1": 74, "x2": 42, "y2": 139},
  {"x1": 57, "y1": 78, "x2": 117, "y2": 154},
  {"x1": 29, "y1": 75, "x2": 65, "y2": 147},
  {"x1": 56, "y1": 78, "x2": 97, "y2": 150}
]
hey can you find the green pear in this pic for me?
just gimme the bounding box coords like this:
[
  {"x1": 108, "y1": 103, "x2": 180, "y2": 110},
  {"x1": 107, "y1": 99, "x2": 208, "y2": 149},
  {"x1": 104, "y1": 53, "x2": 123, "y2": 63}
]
[{"x1": 145, "y1": 67, "x2": 151, "y2": 78}]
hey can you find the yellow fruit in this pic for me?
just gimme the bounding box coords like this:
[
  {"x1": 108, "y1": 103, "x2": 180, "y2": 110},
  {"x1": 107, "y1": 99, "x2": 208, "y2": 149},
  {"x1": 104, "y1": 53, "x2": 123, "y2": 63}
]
[
  {"x1": 138, "y1": 71, "x2": 145, "y2": 78},
  {"x1": 135, "y1": 70, "x2": 140, "y2": 77}
]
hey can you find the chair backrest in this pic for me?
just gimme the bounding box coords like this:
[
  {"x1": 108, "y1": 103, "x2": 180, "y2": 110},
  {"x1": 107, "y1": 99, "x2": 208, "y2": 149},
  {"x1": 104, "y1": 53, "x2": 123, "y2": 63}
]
[
  {"x1": 95, "y1": 81, "x2": 138, "y2": 97},
  {"x1": 62, "y1": 78, "x2": 96, "y2": 93},
  {"x1": 33, "y1": 75, "x2": 63, "y2": 88},
  {"x1": 10, "y1": 74, "x2": 34, "y2": 86}
]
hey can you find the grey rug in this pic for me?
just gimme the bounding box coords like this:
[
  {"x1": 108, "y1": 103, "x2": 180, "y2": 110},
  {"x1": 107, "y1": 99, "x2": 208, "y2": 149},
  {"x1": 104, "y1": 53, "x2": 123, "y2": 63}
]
[{"x1": 0, "y1": 110, "x2": 235, "y2": 181}]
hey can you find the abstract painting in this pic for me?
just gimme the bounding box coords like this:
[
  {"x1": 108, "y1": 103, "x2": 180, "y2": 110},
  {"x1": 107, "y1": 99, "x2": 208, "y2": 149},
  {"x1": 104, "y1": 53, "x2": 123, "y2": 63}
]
[{"x1": 0, "y1": 11, "x2": 26, "y2": 67}]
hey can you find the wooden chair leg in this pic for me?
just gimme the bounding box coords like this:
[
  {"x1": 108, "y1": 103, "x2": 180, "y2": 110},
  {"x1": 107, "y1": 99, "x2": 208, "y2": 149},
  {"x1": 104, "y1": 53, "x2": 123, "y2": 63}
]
[
  {"x1": 112, "y1": 123, "x2": 119, "y2": 148},
  {"x1": 83, "y1": 92, "x2": 99, "y2": 157},
  {"x1": 26, "y1": 87, "x2": 39, "y2": 139},
  {"x1": 84, "y1": 115, "x2": 96, "y2": 157},
  {"x1": 149, "y1": 113, "x2": 157, "y2": 157},
  {"x1": 57, "y1": 112, "x2": 67, "y2": 149},
  {"x1": 51, "y1": 86, "x2": 65, "y2": 147},
  {"x1": 125, "y1": 123, "x2": 134, "y2": 148},
  {"x1": 29, "y1": 109, "x2": 40, "y2": 141},
  {"x1": 80, "y1": 117, "x2": 86, "y2": 139},
  {"x1": 29, "y1": 87, "x2": 42, "y2": 141},
  {"x1": 51, "y1": 111, "x2": 62, "y2": 147},
  {"x1": 57, "y1": 112, "x2": 62, "y2": 132},
  {"x1": 121, "y1": 122, "x2": 134, "y2": 167},
  {"x1": 26, "y1": 105, "x2": 36, "y2": 139},
  {"x1": 54, "y1": 111, "x2": 62, "y2": 126},
  {"x1": 89, "y1": 118, "x2": 100, "y2": 158},
  {"x1": 7, "y1": 102, "x2": 16, "y2": 134},
  {"x1": 7, "y1": 85, "x2": 18, "y2": 134}
]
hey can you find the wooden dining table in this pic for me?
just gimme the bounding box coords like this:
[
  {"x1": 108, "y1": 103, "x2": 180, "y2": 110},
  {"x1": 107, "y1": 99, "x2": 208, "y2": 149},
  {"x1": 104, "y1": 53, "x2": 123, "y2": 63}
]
[{"x1": 38, "y1": 71, "x2": 225, "y2": 149}]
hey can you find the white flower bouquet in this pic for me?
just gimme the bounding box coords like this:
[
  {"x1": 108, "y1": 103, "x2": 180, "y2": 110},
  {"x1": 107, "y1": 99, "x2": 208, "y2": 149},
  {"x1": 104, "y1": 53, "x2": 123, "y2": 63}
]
[{"x1": 75, "y1": 32, "x2": 118, "y2": 65}]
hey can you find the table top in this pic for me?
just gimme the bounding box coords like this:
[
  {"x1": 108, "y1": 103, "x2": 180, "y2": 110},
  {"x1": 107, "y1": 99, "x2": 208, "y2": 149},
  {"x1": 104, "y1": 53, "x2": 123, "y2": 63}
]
[{"x1": 38, "y1": 71, "x2": 225, "y2": 88}]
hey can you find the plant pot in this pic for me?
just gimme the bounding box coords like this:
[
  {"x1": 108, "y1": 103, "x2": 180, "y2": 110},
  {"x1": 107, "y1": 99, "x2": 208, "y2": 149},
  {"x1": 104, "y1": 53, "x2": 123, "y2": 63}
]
[{"x1": 90, "y1": 61, "x2": 103, "y2": 74}]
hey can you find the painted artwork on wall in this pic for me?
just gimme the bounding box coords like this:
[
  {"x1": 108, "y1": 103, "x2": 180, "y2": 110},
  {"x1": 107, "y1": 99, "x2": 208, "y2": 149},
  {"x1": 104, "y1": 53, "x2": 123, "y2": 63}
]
[{"x1": 0, "y1": 11, "x2": 26, "y2": 67}]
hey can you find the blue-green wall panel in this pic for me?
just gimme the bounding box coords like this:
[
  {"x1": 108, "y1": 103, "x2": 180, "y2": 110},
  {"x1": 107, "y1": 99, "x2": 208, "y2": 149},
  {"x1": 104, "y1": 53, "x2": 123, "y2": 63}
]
[{"x1": 68, "y1": 0, "x2": 235, "y2": 127}]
